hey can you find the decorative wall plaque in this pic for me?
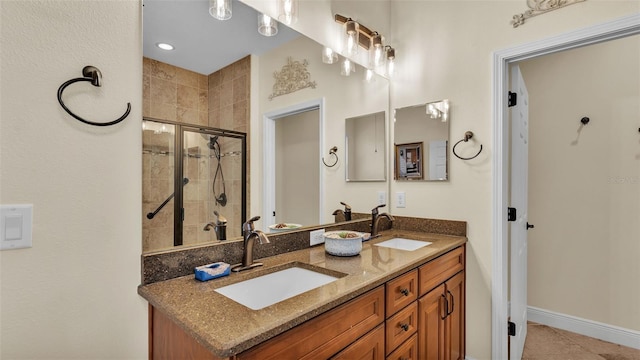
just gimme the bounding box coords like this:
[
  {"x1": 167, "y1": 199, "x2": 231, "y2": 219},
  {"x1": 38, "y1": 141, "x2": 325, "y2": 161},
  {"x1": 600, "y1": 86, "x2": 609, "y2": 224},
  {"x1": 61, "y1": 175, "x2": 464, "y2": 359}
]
[
  {"x1": 269, "y1": 57, "x2": 317, "y2": 100},
  {"x1": 511, "y1": 0, "x2": 586, "y2": 28}
]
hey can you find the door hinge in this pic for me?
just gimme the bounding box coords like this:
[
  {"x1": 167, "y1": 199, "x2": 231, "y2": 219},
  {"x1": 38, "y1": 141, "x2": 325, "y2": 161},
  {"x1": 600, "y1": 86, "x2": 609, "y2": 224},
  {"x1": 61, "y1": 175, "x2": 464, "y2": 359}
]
[
  {"x1": 508, "y1": 321, "x2": 516, "y2": 336},
  {"x1": 507, "y1": 207, "x2": 517, "y2": 222},
  {"x1": 508, "y1": 91, "x2": 517, "y2": 107}
]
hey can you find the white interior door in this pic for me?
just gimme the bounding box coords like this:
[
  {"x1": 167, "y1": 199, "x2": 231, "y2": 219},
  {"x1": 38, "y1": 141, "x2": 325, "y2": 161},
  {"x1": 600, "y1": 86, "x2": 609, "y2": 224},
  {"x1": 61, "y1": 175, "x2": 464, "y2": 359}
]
[
  {"x1": 509, "y1": 64, "x2": 529, "y2": 360},
  {"x1": 429, "y1": 140, "x2": 447, "y2": 180}
]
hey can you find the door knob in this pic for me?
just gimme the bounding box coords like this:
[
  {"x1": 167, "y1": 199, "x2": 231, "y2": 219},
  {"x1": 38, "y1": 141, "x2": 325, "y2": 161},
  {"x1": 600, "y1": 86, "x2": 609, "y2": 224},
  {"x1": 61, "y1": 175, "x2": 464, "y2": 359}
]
[{"x1": 527, "y1": 222, "x2": 535, "y2": 230}]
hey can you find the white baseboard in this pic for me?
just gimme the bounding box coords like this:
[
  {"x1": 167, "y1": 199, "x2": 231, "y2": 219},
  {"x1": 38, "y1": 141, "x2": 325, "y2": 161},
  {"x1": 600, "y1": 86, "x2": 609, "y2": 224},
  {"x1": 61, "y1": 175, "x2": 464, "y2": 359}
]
[
  {"x1": 528, "y1": 306, "x2": 640, "y2": 350},
  {"x1": 465, "y1": 357, "x2": 477, "y2": 360}
]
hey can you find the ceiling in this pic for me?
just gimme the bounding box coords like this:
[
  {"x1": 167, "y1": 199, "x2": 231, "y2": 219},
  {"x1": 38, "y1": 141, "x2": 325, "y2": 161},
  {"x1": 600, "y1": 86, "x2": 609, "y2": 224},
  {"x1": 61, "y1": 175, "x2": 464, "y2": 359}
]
[{"x1": 143, "y1": 0, "x2": 301, "y2": 75}]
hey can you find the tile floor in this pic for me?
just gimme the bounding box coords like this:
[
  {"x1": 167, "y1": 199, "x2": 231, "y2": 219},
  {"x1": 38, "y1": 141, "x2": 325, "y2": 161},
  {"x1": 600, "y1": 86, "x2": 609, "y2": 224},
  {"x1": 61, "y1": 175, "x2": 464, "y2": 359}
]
[{"x1": 522, "y1": 322, "x2": 640, "y2": 360}]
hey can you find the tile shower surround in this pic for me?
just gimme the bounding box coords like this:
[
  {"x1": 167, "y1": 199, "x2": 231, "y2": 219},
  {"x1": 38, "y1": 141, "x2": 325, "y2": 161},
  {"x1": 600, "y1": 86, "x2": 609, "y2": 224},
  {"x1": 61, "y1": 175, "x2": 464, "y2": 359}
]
[
  {"x1": 141, "y1": 215, "x2": 467, "y2": 285},
  {"x1": 143, "y1": 56, "x2": 251, "y2": 252}
]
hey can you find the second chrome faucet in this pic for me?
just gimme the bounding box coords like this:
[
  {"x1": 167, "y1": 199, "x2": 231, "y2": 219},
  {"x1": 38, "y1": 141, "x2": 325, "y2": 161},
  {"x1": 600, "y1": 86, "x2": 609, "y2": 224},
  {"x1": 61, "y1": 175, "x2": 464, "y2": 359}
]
[{"x1": 231, "y1": 216, "x2": 270, "y2": 272}]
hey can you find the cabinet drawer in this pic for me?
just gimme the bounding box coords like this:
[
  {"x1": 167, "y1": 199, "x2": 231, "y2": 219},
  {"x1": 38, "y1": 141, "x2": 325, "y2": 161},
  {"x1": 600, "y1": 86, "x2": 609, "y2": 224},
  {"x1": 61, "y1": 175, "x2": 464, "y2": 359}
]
[
  {"x1": 237, "y1": 286, "x2": 385, "y2": 360},
  {"x1": 386, "y1": 333, "x2": 418, "y2": 360},
  {"x1": 418, "y1": 246, "x2": 464, "y2": 296},
  {"x1": 385, "y1": 301, "x2": 418, "y2": 355},
  {"x1": 385, "y1": 270, "x2": 418, "y2": 317},
  {"x1": 331, "y1": 324, "x2": 385, "y2": 360}
]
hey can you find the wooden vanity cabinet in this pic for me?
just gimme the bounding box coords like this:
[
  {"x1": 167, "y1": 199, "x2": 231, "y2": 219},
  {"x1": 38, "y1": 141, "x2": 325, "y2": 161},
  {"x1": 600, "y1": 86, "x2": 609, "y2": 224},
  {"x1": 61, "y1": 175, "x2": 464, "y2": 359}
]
[
  {"x1": 148, "y1": 245, "x2": 465, "y2": 360},
  {"x1": 417, "y1": 248, "x2": 465, "y2": 360},
  {"x1": 236, "y1": 286, "x2": 385, "y2": 360}
]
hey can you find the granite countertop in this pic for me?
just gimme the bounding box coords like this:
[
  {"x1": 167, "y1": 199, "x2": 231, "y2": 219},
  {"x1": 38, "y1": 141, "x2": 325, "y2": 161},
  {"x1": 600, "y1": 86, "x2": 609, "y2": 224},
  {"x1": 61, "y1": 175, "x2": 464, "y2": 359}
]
[{"x1": 138, "y1": 229, "x2": 467, "y2": 357}]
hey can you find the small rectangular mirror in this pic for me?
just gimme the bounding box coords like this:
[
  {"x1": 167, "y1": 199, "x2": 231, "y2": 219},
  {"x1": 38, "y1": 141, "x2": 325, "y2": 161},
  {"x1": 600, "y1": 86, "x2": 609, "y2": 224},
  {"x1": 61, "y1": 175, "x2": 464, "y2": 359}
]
[
  {"x1": 345, "y1": 111, "x2": 386, "y2": 182},
  {"x1": 394, "y1": 100, "x2": 450, "y2": 181}
]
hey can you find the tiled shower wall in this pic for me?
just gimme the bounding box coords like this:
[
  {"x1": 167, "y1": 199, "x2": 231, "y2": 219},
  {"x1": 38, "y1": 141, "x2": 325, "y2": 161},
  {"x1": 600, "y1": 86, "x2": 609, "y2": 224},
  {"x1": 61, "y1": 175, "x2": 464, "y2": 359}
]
[{"x1": 142, "y1": 57, "x2": 250, "y2": 252}]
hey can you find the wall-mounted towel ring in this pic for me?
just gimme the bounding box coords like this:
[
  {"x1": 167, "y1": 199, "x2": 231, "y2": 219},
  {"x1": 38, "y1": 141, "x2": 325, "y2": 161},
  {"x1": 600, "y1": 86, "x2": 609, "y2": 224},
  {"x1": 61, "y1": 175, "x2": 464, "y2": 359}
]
[
  {"x1": 57, "y1": 66, "x2": 131, "y2": 127},
  {"x1": 322, "y1": 146, "x2": 339, "y2": 167},
  {"x1": 453, "y1": 131, "x2": 483, "y2": 160}
]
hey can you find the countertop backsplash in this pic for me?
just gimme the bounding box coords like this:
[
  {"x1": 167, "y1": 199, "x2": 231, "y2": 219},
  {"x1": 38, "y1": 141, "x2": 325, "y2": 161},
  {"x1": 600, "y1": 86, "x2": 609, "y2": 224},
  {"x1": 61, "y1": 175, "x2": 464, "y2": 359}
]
[{"x1": 141, "y1": 215, "x2": 466, "y2": 285}]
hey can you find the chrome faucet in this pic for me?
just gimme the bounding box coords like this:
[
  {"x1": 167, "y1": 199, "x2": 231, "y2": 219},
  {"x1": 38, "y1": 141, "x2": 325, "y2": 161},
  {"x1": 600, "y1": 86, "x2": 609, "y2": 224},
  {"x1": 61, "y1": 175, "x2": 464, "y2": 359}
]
[
  {"x1": 231, "y1": 216, "x2": 270, "y2": 272},
  {"x1": 203, "y1": 210, "x2": 227, "y2": 241},
  {"x1": 332, "y1": 201, "x2": 352, "y2": 222},
  {"x1": 371, "y1": 204, "x2": 394, "y2": 238}
]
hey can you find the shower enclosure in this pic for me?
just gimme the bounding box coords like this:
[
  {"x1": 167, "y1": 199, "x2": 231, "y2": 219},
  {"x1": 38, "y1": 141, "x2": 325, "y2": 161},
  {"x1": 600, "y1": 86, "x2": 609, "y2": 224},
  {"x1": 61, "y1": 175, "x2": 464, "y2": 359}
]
[{"x1": 142, "y1": 118, "x2": 247, "y2": 252}]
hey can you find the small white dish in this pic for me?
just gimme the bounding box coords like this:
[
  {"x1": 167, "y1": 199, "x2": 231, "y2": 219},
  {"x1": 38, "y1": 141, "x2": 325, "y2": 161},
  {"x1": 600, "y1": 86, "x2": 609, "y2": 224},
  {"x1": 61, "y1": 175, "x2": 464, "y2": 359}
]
[{"x1": 268, "y1": 223, "x2": 302, "y2": 233}]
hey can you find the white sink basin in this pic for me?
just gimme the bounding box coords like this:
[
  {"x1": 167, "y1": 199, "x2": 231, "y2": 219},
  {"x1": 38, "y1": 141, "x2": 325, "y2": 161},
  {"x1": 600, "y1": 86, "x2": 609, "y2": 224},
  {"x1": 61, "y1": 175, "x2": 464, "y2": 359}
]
[
  {"x1": 215, "y1": 265, "x2": 340, "y2": 310},
  {"x1": 374, "y1": 238, "x2": 432, "y2": 251}
]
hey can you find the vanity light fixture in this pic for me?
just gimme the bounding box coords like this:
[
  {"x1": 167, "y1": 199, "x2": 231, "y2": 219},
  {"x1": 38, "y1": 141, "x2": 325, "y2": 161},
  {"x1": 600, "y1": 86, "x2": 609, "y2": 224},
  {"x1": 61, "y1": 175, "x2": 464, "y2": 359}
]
[
  {"x1": 333, "y1": 14, "x2": 397, "y2": 77},
  {"x1": 370, "y1": 32, "x2": 384, "y2": 68},
  {"x1": 364, "y1": 68, "x2": 375, "y2": 82},
  {"x1": 156, "y1": 42, "x2": 174, "y2": 51},
  {"x1": 426, "y1": 99, "x2": 450, "y2": 122},
  {"x1": 385, "y1": 46, "x2": 395, "y2": 78},
  {"x1": 258, "y1": 13, "x2": 278, "y2": 37},
  {"x1": 210, "y1": 0, "x2": 232, "y2": 20},
  {"x1": 341, "y1": 58, "x2": 355, "y2": 76},
  {"x1": 322, "y1": 47, "x2": 339, "y2": 64},
  {"x1": 278, "y1": 0, "x2": 297, "y2": 25},
  {"x1": 344, "y1": 19, "x2": 359, "y2": 56}
]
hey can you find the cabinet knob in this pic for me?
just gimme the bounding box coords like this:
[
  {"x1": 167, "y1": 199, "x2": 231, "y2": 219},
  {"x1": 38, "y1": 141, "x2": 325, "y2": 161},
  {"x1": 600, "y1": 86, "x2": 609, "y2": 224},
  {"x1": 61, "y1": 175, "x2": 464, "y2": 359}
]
[
  {"x1": 400, "y1": 288, "x2": 410, "y2": 296},
  {"x1": 400, "y1": 323, "x2": 409, "y2": 332}
]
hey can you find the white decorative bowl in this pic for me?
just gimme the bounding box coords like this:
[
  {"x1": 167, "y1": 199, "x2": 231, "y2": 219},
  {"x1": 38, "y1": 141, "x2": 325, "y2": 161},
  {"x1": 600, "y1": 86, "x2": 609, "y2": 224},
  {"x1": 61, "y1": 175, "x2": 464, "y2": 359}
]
[{"x1": 324, "y1": 230, "x2": 366, "y2": 257}]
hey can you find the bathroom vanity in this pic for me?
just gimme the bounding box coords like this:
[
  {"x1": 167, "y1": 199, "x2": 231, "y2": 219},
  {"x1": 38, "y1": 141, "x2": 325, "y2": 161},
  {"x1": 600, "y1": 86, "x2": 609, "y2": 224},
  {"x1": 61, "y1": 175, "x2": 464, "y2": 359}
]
[{"x1": 139, "y1": 227, "x2": 466, "y2": 359}]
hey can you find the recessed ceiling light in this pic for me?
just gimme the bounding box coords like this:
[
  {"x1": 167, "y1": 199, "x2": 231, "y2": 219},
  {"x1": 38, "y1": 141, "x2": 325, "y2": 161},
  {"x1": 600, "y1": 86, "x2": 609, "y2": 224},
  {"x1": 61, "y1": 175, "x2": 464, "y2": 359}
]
[{"x1": 156, "y1": 42, "x2": 174, "y2": 51}]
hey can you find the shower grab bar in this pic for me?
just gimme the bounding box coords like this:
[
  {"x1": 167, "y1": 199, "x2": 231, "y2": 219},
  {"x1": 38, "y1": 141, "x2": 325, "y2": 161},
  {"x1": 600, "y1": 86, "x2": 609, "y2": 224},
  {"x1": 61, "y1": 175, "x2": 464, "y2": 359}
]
[
  {"x1": 146, "y1": 178, "x2": 189, "y2": 220},
  {"x1": 57, "y1": 65, "x2": 131, "y2": 127}
]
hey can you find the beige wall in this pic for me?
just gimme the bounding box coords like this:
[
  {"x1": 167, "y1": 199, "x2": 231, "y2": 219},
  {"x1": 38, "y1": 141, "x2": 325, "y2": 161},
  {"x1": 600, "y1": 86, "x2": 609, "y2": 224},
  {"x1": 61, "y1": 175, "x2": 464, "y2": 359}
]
[
  {"x1": 389, "y1": 2, "x2": 639, "y2": 358},
  {"x1": 520, "y1": 35, "x2": 640, "y2": 331},
  {"x1": 0, "y1": 0, "x2": 146, "y2": 358}
]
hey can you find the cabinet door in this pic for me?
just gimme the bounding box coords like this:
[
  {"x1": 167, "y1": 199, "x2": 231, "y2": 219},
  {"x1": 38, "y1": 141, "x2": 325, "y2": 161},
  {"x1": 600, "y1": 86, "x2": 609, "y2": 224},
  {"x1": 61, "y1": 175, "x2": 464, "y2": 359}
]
[
  {"x1": 445, "y1": 272, "x2": 465, "y2": 360},
  {"x1": 331, "y1": 324, "x2": 385, "y2": 360},
  {"x1": 418, "y1": 283, "x2": 446, "y2": 360}
]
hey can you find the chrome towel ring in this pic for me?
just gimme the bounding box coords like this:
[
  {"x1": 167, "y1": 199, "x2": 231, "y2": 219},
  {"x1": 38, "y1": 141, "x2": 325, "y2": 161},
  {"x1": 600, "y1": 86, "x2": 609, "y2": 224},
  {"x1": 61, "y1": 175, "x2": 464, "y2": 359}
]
[
  {"x1": 452, "y1": 131, "x2": 483, "y2": 160},
  {"x1": 57, "y1": 66, "x2": 131, "y2": 127}
]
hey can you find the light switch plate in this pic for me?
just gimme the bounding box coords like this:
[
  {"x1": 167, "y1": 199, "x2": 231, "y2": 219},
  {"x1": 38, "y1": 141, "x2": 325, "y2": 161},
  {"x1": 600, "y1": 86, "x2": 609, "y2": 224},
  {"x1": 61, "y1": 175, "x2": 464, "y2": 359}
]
[
  {"x1": 310, "y1": 229, "x2": 325, "y2": 246},
  {"x1": 1, "y1": 204, "x2": 33, "y2": 250},
  {"x1": 377, "y1": 191, "x2": 386, "y2": 205},
  {"x1": 396, "y1": 192, "x2": 406, "y2": 208}
]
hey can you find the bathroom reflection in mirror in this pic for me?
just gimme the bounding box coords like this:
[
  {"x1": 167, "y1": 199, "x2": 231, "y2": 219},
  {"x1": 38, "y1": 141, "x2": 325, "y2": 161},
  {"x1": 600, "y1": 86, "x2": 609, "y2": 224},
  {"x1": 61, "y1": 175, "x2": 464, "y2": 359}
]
[
  {"x1": 345, "y1": 111, "x2": 386, "y2": 182},
  {"x1": 394, "y1": 100, "x2": 450, "y2": 181}
]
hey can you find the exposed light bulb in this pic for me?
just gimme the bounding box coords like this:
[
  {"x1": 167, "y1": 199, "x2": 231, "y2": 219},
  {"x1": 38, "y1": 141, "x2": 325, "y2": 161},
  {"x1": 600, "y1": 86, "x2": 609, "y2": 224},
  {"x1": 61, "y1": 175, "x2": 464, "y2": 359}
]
[
  {"x1": 345, "y1": 20, "x2": 359, "y2": 56},
  {"x1": 341, "y1": 58, "x2": 355, "y2": 76},
  {"x1": 385, "y1": 46, "x2": 395, "y2": 77},
  {"x1": 365, "y1": 69, "x2": 375, "y2": 82},
  {"x1": 322, "y1": 47, "x2": 338, "y2": 64},
  {"x1": 209, "y1": 0, "x2": 231, "y2": 20},
  {"x1": 258, "y1": 14, "x2": 278, "y2": 37},
  {"x1": 370, "y1": 33, "x2": 384, "y2": 68},
  {"x1": 279, "y1": 0, "x2": 297, "y2": 25}
]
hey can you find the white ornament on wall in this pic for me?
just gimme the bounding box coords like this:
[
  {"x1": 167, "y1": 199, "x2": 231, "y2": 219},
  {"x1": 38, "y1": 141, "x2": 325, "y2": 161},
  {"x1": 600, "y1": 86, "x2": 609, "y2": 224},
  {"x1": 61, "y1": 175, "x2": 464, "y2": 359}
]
[
  {"x1": 269, "y1": 57, "x2": 316, "y2": 100},
  {"x1": 511, "y1": 0, "x2": 586, "y2": 28}
]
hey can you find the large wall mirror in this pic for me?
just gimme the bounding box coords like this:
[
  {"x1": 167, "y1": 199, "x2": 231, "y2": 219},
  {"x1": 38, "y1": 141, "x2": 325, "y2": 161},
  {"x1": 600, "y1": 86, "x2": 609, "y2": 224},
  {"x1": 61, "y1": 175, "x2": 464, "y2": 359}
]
[
  {"x1": 345, "y1": 111, "x2": 386, "y2": 182},
  {"x1": 394, "y1": 100, "x2": 450, "y2": 181},
  {"x1": 142, "y1": 0, "x2": 390, "y2": 253}
]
